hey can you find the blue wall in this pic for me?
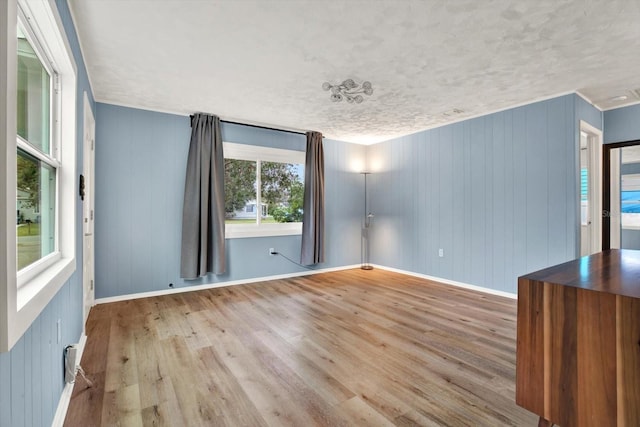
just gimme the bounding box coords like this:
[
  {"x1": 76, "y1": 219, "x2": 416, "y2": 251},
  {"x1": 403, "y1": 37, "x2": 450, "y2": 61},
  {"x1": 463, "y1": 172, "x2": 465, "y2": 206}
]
[
  {"x1": 0, "y1": 278, "x2": 83, "y2": 427},
  {"x1": 622, "y1": 229, "x2": 640, "y2": 249},
  {"x1": 604, "y1": 103, "x2": 640, "y2": 144},
  {"x1": 94, "y1": 103, "x2": 365, "y2": 298},
  {"x1": 0, "y1": 0, "x2": 94, "y2": 426},
  {"x1": 576, "y1": 94, "x2": 603, "y2": 131},
  {"x1": 367, "y1": 94, "x2": 601, "y2": 294}
]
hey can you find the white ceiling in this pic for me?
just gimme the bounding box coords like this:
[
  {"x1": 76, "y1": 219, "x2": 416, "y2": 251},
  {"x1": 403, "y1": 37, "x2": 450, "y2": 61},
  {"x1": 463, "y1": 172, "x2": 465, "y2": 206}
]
[{"x1": 68, "y1": 0, "x2": 640, "y2": 144}]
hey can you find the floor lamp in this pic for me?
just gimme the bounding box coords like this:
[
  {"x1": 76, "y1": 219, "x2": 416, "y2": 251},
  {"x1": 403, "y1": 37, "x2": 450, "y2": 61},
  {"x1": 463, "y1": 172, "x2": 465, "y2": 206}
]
[{"x1": 361, "y1": 172, "x2": 374, "y2": 270}]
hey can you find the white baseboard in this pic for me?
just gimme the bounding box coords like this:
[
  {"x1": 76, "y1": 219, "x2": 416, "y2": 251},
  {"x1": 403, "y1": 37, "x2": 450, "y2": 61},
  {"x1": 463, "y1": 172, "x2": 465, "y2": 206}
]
[
  {"x1": 95, "y1": 263, "x2": 517, "y2": 306},
  {"x1": 95, "y1": 264, "x2": 362, "y2": 305},
  {"x1": 52, "y1": 333, "x2": 88, "y2": 427},
  {"x1": 372, "y1": 264, "x2": 518, "y2": 299}
]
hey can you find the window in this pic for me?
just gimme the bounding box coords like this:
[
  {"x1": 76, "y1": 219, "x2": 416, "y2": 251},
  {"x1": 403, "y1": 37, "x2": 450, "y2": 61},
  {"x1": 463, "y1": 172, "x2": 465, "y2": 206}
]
[
  {"x1": 580, "y1": 167, "x2": 588, "y2": 226},
  {"x1": 224, "y1": 142, "x2": 305, "y2": 238},
  {"x1": 0, "y1": 0, "x2": 77, "y2": 352},
  {"x1": 16, "y1": 23, "x2": 58, "y2": 273}
]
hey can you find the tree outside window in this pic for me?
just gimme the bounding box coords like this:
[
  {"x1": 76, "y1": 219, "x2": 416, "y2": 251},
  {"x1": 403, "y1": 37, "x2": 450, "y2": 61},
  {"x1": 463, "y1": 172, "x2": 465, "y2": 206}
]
[{"x1": 224, "y1": 159, "x2": 304, "y2": 224}]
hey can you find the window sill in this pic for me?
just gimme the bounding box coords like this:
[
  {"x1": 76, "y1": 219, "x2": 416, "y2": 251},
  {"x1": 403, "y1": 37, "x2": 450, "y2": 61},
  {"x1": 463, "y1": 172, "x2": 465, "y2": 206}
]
[
  {"x1": 226, "y1": 223, "x2": 302, "y2": 239},
  {"x1": 17, "y1": 256, "x2": 75, "y2": 311}
]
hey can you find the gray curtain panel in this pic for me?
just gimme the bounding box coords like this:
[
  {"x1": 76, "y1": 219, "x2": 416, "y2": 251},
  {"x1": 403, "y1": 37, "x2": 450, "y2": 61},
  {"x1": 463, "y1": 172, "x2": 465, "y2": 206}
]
[
  {"x1": 300, "y1": 131, "x2": 325, "y2": 265},
  {"x1": 180, "y1": 113, "x2": 226, "y2": 279}
]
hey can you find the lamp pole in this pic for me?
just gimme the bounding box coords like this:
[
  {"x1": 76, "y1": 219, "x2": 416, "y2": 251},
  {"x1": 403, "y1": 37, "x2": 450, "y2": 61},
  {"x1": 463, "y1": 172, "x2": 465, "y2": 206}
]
[{"x1": 361, "y1": 172, "x2": 373, "y2": 270}]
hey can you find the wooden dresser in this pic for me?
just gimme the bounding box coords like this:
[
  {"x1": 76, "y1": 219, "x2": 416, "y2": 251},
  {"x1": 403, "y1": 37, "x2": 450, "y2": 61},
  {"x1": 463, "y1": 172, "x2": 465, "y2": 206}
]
[{"x1": 516, "y1": 249, "x2": 640, "y2": 427}]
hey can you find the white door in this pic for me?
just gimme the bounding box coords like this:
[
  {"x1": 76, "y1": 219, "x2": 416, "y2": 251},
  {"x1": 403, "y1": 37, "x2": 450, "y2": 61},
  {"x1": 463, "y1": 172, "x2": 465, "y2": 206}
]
[
  {"x1": 82, "y1": 92, "x2": 95, "y2": 326},
  {"x1": 579, "y1": 121, "x2": 603, "y2": 256}
]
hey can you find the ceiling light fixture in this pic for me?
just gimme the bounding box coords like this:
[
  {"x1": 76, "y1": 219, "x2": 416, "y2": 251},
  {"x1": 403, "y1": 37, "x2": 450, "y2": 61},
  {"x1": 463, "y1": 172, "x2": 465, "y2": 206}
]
[
  {"x1": 609, "y1": 95, "x2": 629, "y2": 103},
  {"x1": 322, "y1": 79, "x2": 373, "y2": 103}
]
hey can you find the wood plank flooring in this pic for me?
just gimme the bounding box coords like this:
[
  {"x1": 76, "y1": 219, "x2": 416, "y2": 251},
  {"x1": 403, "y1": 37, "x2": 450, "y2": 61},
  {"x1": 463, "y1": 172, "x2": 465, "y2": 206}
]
[{"x1": 64, "y1": 269, "x2": 537, "y2": 426}]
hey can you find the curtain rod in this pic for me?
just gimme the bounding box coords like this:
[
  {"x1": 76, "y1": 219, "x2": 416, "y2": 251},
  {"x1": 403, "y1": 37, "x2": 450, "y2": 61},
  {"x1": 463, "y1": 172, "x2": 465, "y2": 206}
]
[
  {"x1": 221, "y1": 119, "x2": 306, "y2": 136},
  {"x1": 189, "y1": 114, "x2": 306, "y2": 136}
]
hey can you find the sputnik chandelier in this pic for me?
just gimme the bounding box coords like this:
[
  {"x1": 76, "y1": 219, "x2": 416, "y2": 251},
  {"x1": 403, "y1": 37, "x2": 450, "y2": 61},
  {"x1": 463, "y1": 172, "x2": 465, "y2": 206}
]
[{"x1": 322, "y1": 79, "x2": 373, "y2": 103}]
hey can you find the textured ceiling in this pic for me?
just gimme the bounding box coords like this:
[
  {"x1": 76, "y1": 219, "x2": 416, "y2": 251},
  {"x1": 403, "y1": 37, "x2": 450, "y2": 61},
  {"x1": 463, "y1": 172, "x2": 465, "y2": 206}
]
[{"x1": 68, "y1": 0, "x2": 640, "y2": 144}]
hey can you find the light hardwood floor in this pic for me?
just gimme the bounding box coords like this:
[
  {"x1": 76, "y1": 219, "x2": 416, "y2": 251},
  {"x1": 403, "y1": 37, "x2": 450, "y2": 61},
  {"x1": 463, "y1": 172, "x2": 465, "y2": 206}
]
[{"x1": 64, "y1": 269, "x2": 537, "y2": 426}]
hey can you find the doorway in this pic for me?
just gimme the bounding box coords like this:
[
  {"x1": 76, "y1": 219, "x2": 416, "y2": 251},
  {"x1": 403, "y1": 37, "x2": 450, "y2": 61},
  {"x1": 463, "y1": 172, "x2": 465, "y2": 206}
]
[
  {"x1": 579, "y1": 121, "x2": 602, "y2": 256},
  {"x1": 82, "y1": 92, "x2": 95, "y2": 326},
  {"x1": 603, "y1": 140, "x2": 640, "y2": 250}
]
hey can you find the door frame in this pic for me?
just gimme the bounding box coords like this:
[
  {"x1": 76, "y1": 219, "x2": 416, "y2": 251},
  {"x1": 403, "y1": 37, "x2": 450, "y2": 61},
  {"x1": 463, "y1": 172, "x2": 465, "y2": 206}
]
[
  {"x1": 82, "y1": 92, "x2": 95, "y2": 326},
  {"x1": 579, "y1": 121, "x2": 603, "y2": 256},
  {"x1": 602, "y1": 138, "x2": 640, "y2": 249}
]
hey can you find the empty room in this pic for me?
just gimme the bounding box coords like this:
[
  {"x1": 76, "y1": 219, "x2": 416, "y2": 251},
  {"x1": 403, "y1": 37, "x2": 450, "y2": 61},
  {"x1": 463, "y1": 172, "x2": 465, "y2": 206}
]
[{"x1": 2, "y1": 0, "x2": 640, "y2": 426}]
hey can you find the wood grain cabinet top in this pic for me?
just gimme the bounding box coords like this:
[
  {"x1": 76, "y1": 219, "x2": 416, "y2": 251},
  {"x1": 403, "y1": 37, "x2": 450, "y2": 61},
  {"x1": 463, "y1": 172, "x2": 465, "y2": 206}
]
[{"x1": 516, "y1": 249, "x2": 640, "y2": 427}]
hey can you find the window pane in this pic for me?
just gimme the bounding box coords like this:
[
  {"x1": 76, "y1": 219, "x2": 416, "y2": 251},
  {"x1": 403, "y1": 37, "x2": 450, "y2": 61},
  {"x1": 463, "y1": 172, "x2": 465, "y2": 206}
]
[
  {"x1": 17, "y1": 149, "x2": 56, "y2": 270},
  {"x1": 224, "y1": 159, "x2": 257, "y2": 223},
  {"x1": 580, "y1": 168, "x2": 589, "y2": 226},
  {"x1": 262, "y1": 162, "x2": 304, "y2": 223},
  {"x1": 17, "y1": 27, "x2": 51, "y2": 154}
]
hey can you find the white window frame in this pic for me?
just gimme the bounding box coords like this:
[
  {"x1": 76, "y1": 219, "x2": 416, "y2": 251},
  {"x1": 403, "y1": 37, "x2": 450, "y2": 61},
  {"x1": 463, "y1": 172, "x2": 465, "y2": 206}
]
[
  {"x1": 0, "y1": 0, "x2": 77, "y2": 352},
  {"x1": 16, "y1": 10, "x2": 61, "y2": 285},
  {"x1": 224, "y1": 142, "x2": 305, "y2": 239}
]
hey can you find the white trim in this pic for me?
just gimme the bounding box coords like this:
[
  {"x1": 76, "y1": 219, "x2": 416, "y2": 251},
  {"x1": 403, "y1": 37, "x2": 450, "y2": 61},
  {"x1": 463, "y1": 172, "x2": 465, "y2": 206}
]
[
  {"x1": 373, "y1": 265, "x2": 518, "y2": 299},
  {"x1": 575, "y1": 91, "x2": 603, "y2": 112},
  {"x1": 224, "y1": 141, "x2": 305, "y2": 239},
  {"x1": 82, "y1": 91, "x2": 95, "y2": 329},
  {"x1": 52, "y1": 333, "x2": 87, "y2": 427},
  {"x1": 1, "y1": 0, "x2": 77, "y2": 352},
  {"x1": 0, "y1": 0, "x2": 18, "y2": 355},
  {"x1": 95, "y1": 264, "x2": 361, "y2": 305},
  {"x1": 224, "y1": 141, "x2": 305, "y2": 163},
  {"x1": 99, "y1": 92, "x2": 580, "y2": 146},
  {"x1": 601, "y1": 99, "x2": 640, "y2": 112},
  {"x1": 16, "y1": 136, "x2": 61, "y2": 167},
  {"x1": 611, "y1": 149, "x2": 622, "y2": 248},
  {"x1": 358, "y1": 90, "x2": 584, "y2": 145},
  {"x1": 17, "y1": 250, "x2": 62, "y2": 289},
  {"x1": 94, "y1": 94, "x2": 607, "y2": 146},
  {"x1": 226, "y1": 223, "x2": 302, "y2": 239},
  {"x1": 95, "y1": 263, "x2": 518, "y2": 305},
  {"x1": 82, "y1": 99, "x2": 309, "y2": 137},
  {"x1": 580, "y1": 120, "x2": 603, "y2": 255}
]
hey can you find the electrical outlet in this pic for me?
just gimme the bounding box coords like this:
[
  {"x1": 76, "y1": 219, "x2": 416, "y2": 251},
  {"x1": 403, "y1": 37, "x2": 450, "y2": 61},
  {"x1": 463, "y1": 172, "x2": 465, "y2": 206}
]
[
  {"x1": 269, "y1": 248, "x2": 276, "y2": 255},
  {"x1": 438, "y1": 248, "x2": 444, "y2": 257}
]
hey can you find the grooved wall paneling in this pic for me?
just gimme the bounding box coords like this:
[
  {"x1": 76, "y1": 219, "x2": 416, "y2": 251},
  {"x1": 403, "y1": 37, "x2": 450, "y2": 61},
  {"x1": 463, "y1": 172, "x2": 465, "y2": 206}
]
[
  {"x1": 95, "y1": 104, "x2": 365, "y2": 298},
  {"x1": 0, "y1": 278, "x2": 84, "y2": 427},
  {"x1": 604, "y1": 103, "x2": 640, "y2": 144},
  {"x1": 0, "y1": 0, "x2": 92, "y2": 425},
  {"x1": 368, "y1": 94, "x2": 601, "y2": 293}
]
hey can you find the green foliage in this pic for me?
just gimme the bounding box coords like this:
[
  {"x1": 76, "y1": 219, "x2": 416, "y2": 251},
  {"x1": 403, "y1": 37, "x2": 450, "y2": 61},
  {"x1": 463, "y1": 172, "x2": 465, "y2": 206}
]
[
  {"x1": 224, "y1": 159, "x2": 304, "y2": 222},
  {"x1": 289, "y1": 180, "x2": 304, "y2": 213},
  {"x1": 271, "y1": 180, "x2": 304, "y2": 223},
  {"x1": 17, "y1": 152, "x2": 39, "y2": 210},
  {"x1": 224, "y1": 159, "x2": 256, "y2": 217},
  {"x1": 260, "y1": 162, "x2": 297, "y2": 207}
]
